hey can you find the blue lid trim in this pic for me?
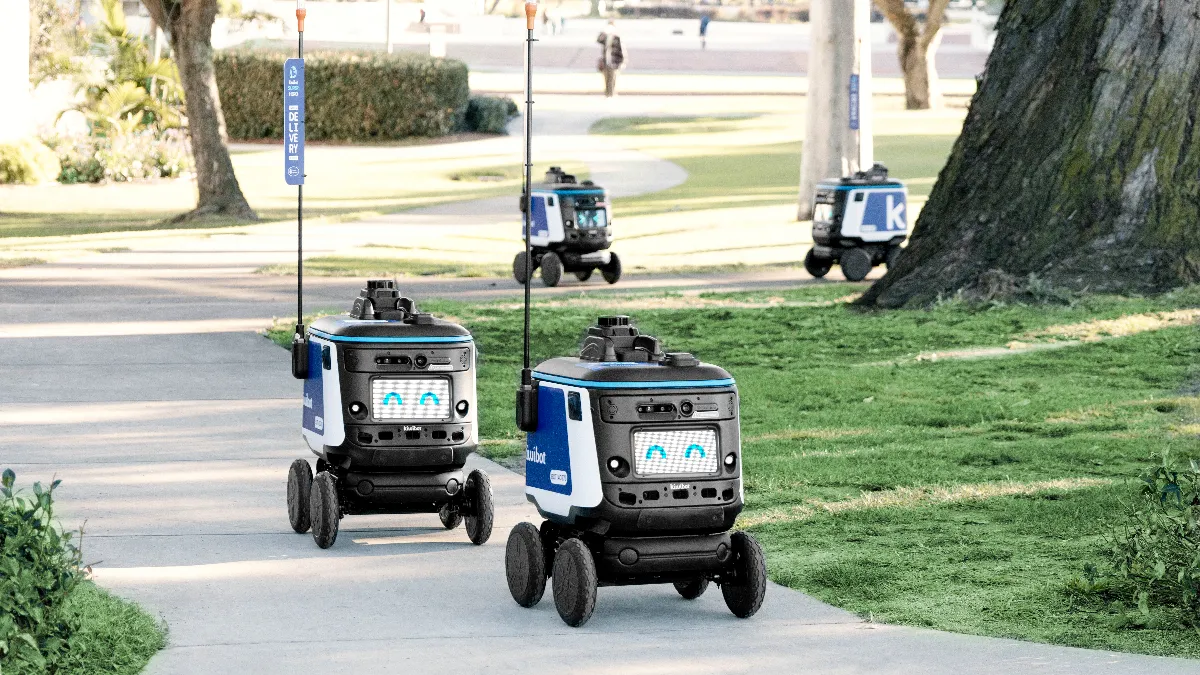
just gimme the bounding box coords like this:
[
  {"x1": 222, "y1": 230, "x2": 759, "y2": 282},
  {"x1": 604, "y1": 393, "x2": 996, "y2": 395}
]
[
  {"x1": 309, "y1": 328, "x2": 472, "y2": 344},
  {"x1": 533, "y1": 372, "x2": 735, "y2": 389}
]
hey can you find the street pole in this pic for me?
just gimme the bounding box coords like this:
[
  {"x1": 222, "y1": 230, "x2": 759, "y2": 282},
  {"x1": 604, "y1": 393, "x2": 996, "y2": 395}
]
[
  {"x1": 386, "y1": 0, "x2": 393, "y2": 54},
  {"x1": 290, "y1": 0, "x2": 308, "y2": 378},
  {"x1": 797, "y1": 0, "x2": 873, "y2": 220}
]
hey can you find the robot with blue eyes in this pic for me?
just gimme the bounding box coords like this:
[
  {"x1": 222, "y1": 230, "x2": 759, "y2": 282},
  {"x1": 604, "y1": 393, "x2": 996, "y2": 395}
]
[
  {"x1": 286, "y1": 280, "x2": 493, "y2": 549},
  {"x1": 512, "y1": 167, "x2": 622, "y2": 288},
  {"x1": 505, "y1": 316, "x2": 767, "y2": 626}
]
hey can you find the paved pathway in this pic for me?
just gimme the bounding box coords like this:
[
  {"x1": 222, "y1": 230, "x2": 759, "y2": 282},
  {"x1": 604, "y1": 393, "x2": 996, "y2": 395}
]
[
  {"x1": 2, "y1": 92, "x2": 1195, "y2": 674},
  {"x1": 3, "y1": 259, "x2": 1198, "y2": 674}
]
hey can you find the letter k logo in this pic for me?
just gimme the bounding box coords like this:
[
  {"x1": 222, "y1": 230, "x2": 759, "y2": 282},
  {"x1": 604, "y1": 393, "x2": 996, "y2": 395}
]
[{"x1": 886, "y1": 195, "x2": 906, "y2": 231}]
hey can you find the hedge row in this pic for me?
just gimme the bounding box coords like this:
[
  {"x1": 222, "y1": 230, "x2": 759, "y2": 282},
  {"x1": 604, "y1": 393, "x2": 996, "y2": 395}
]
[{"x1": 214, "y1": 51, "x2": 471, "y2": 141}]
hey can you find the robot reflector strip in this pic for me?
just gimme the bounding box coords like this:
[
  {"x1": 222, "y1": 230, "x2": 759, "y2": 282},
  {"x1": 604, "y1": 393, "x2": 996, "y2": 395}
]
[{"x1": 633, "y1": 429, "x2": 718, "y2": 476}]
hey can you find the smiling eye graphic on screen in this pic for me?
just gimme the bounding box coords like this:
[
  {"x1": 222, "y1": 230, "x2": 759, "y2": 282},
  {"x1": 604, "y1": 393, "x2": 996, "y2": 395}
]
[
  {"x1": 685, "y1": 444, "x2": 706, "y2": 458},
  {"x1": 420, "y1": 392, "x2": 440, "y2": 405},
  {"x1": 382, "y1": 392, "x2": 402, "y2": 405},
  {"x1": 645, "y1": 445, "x2": 667, "y2": 459}
]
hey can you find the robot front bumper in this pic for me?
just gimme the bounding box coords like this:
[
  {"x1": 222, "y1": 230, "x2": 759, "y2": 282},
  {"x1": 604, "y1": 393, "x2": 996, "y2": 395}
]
[
  {"x1": 596, "y1": 532, "x2": 734, "y2": 584},
  {"x1": 340, "y1": 467, "x2": 466, "y2": 514}
]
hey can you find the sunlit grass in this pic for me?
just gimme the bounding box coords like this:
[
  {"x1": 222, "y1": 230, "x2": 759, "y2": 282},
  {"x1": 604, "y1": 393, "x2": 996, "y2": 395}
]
[{"x1": 265, "y1": 283, "x2": 1200, "y2": 657}]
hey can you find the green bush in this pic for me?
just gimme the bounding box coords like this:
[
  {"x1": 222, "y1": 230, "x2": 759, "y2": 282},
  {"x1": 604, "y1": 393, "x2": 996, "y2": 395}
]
[
  {"x1": 0, "y1": 469, "x2": 82, "y2": 671},
  {"x1": 1068, "y1": 455, "x2": 1200, "y2": 629},
  {"x1": 214, "y1": 51, "x2": 470, "y2": 141},
  {"x1": 46, "y1": 130, "x2": 193, "y2": 184},
  {"x1": 0, "y1": 140, "x2": 62, "y2": 185},
  {"x1": 463, "y1": 96, "x2": 518, "y2": 134}
]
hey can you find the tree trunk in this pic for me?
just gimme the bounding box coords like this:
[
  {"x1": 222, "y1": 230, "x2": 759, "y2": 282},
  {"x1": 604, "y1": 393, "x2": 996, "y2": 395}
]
[
  {"x1": 860, "y1": 0, "x2": 1200, "y2": 308},
  {"x1": 874, "y1": 0, "x2": 949, "y2": 110},
  {"x1": 798, "y1": 0, "x2": 873, "y2": 220},
  {"x1": 142, "y1": 0, "x2": 256, "y2": 222}
]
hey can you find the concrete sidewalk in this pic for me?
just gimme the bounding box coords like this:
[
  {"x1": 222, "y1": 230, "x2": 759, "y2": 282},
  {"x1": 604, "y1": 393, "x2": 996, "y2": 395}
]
[{"x1": 3, "y1": 260, "x2": 1198, "y2": 674}]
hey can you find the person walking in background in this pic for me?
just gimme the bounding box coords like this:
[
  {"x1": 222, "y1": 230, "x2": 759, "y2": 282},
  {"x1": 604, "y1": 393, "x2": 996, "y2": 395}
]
[
  {"x1": 597, "y1": 20, "x2": 626, "y2": 98},
  {"x1": 699, "y1": 13, "x2": 711, "y2": 49}
]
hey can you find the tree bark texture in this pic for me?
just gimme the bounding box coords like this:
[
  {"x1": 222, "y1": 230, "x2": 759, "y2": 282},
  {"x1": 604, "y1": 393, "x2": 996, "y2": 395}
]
[
  {"x1": 142, "y1": 0, "x2": 256, "y2": 221},
  {"x1": 873, "y1": 0, "x2": 949, "y2": 110},
  {"x1": 860, "y1": 0, "x2": 1200, "y2": 308}
]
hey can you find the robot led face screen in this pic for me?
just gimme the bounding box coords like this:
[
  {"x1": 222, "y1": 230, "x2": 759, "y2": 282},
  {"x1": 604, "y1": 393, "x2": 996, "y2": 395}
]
[
  {"x1": 576, "y1": 208, "x2": 608, "y2": 229},
  {"x1": 371, "y1": 379, "x2": 451, "y2": 419},
  {"x1": 633, "y1": 429, "x2": 719, "y2": 476}
]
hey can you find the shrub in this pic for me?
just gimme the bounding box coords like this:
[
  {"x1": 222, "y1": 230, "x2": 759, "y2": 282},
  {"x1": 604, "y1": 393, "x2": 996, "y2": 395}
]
[
  {"x1": 0, "y1": 140, "x2": 63, "y2": 185},
  {"x1": 1068, "y1": 455, "x2": 1200, "y2": 629},
  {"x1": 463, "y1": 96, "x2": 518, "y2": 134},
  {"x1": 47, "y1": 130, "x2": 192, "y2": 184},
  {"x1": 0, "y1": 469, "x2": 82, "y2": 671},
  {"x1": 214, "y1": 51, "x2": 470, "y2": 141}
]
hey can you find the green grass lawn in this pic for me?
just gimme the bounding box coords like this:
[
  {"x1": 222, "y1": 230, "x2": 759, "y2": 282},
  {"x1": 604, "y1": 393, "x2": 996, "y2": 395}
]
[
  {"x1": 257, "y1": 255, "x2": 509, "y2": 278},
  {"x1": 269, "y1": 283, "x2": 1200, "y2": 657},
  {"x1": 55, "y1": 582, "x2": 166, "y2": 675},
  {"x1": 592, "y1": 115, "x2": 956, "y2": 217}
]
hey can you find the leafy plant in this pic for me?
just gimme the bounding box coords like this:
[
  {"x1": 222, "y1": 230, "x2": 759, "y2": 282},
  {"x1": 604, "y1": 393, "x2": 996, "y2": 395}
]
[
  {"x1": 1069, "y1": 455, "x2": 1200, "y2": 629},
  {"x1": 0, "y1": 140, "x2": 62, "y2": 185},
  {"x1": 0, "y1": 469, "x2": 83, "y2": 671},
  {"x1": 73, "y1": 0, "x2": 184, "y2": 135},
  {"x1": 29, "y1": 0, "x2": 89, "y2": 85},
  {"x1": 462, "y1": 96, "x2": 518, "y2": 135},
  {"x1": 46, "y1": 129, "x2": 193, "y2": 184},
  {"x1": 214, "y1": 51, "x2": 470, "y2": 141}
]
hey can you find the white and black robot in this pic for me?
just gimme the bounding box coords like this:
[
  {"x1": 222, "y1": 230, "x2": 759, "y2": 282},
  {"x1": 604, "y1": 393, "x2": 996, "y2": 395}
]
[
  {"x1": 507, "y1": 316, "x2": 767, "y2": 627},
  {"x1": 807, "y1": 162, "x2": 908, "y2": 282},
  {"x1": 512, "y1": 167, "x2": 622, "y2": 288},
  {"x1": 286, "y1": 280, "x2": 493, "y2": 549}
]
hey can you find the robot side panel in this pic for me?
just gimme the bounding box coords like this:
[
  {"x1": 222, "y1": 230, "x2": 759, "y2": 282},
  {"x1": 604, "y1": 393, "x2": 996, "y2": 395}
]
[
  {"x1": 840, "y1": 187, "x2": 908, "y2": 243},
  {"x1": 525, "y1": 383, "x2": 603, "y2": 518},
  {"x1": 301, "y1": 336, "x2": 346, "y2": 451},
  {"x1": 528, "y1": 192, "x2": 564, "y2": 247}
]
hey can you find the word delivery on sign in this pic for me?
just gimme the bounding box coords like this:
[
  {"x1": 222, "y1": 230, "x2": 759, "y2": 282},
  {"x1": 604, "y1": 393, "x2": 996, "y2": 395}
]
[{"x1": 284, "y1": 58, "x2": 305, "y2": 185}]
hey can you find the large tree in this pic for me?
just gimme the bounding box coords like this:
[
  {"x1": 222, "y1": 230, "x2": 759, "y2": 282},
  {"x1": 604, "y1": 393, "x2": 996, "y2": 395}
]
[
  {"x1": 873, "y1": 0, "x2": 951, "y2": 110},
  {"x1": 860, "y1": 0, "x2": 1200, "y2": 308},
  {"x1": 141, "y1": 0, "x2": 256, "y2": 221}
]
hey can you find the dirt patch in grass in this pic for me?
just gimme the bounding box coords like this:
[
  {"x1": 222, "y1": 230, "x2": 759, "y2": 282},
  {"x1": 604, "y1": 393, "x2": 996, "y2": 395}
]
[
  {"x1": 0, "y1": 256, "x2": 46, "y2": 268},
  {"x1": 741, "y1": 478, "x2": 1112, "y2": 528}
]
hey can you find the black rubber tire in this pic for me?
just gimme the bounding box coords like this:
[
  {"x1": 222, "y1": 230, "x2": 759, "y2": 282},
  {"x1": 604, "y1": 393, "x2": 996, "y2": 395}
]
[
  {"x1": 287, "y1": 459, "x2": 313, "y2": 534},
  {"x1": 803, "y1": 248, "x2": 832, "y2": 279},
  {"x1": 840, "y1": 248, "x2": 873, "y2": 282},
  {"x1": 309, "y1": 471, "x2": 340, "y2": 549},
  {"x1": 601, "y1": 252, "x2": 622, "y2": 284},
  {"x1": 513, "y1": 252, "x2": 532, "y2": 284},
  {"x1": 674, "y1": 578, "x2": 710, "y2": 600},
  {"x1": 464, "y1": 469, "x2": 494, "y2": 545},
  {"x1": 505, "y1": 522, "x2": 548, "y2": 607},
  {"x1": 886, "y1": 245, "x2": 902, "y2": 270},
  {"x1": 574, "y1": 269, "x2": 593, "y2": 282},
  {"x1": 540, "y1": 252, "x2": 563, "y2": 287},
  {"x1": 721, "y1": 531, "x2": 767, "y2": 618},
  {"x1": 552, "y1": 538, "x2": 598, "y2": 627},
  {"x1": 439, "y1": 503, "x2": 463, "y2": 530}
]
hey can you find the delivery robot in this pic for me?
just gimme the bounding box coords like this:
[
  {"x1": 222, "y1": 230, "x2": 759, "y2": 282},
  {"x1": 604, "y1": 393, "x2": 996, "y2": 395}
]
[
  {"x1": 807, "y1": 162, "x2": 908, "y2": 282},
  {"x1": 286, "y1": 280, "x2": 493, "y2": 549},
  {"x1": 512, "y1": 167, "x2": 622, "y2": 288},
  {"x1": 507, "y1": 315, "x2": 768, "y2": 627}
]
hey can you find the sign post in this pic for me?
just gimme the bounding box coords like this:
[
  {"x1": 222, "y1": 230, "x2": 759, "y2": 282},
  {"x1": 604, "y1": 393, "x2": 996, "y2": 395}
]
[{"x1": 289, "y1": 0, "x2": 309, "y2": 379}]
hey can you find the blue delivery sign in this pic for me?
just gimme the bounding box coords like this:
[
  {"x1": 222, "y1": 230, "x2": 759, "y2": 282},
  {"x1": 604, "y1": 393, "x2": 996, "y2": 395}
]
[{"x1": 284, "y1": 58, "x2": 304, "y2": 185}]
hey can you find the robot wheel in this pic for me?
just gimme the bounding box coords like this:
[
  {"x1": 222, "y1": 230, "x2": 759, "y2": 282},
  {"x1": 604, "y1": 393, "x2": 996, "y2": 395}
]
[
  {"x1": 720, "y1": 531, "x2": 767, "y2": 618},
  {"x1": 464, "y1": 469, "x2": 494, "y2": 545}
]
